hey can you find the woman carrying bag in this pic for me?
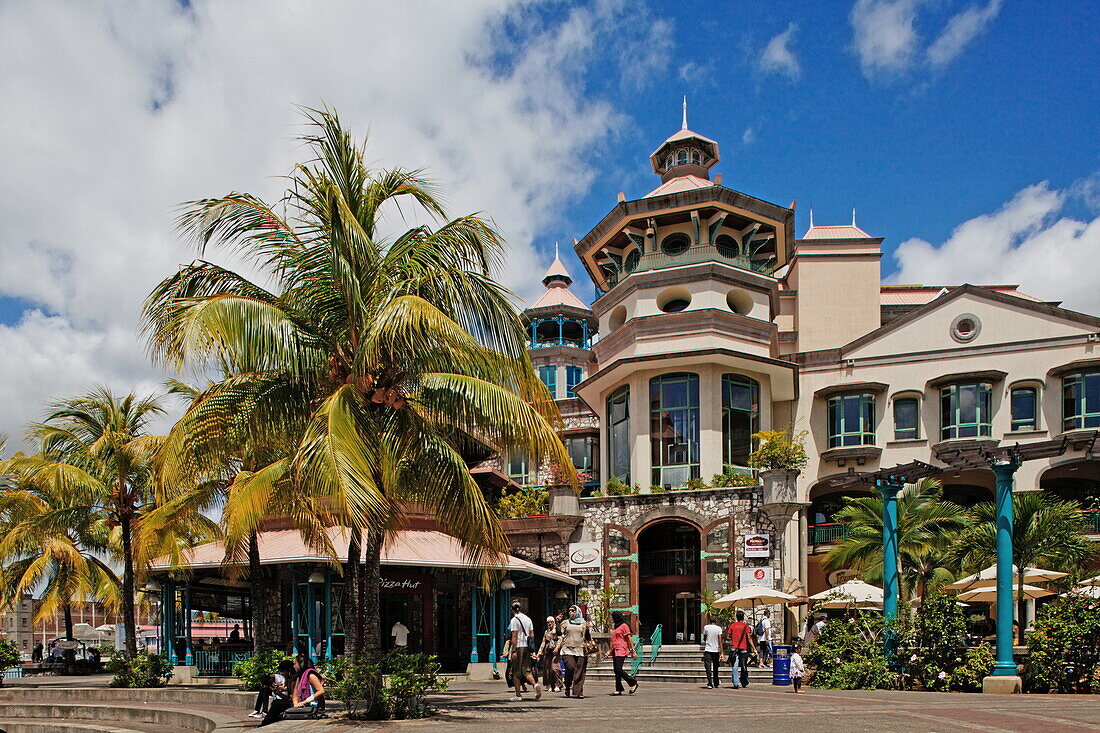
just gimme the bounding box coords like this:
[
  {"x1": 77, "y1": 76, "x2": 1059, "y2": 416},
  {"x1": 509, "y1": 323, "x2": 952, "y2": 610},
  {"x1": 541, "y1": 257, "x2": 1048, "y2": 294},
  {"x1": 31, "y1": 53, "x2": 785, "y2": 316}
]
[{"x1": 555, "y1": 605, "x2": 590, "y2": 699}]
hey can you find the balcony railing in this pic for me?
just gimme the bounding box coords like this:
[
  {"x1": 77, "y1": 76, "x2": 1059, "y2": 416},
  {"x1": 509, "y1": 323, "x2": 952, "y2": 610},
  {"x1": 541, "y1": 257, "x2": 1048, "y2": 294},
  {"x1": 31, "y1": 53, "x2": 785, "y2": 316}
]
[
  {"x1": 601, "y1": 243, "x2": 776, "y2": 291},
  {"x1": 194, "y1": 649, "x2": 252, "y2": 677},
  {"x1": 810, "y1": 523, "x2": 849, "y2": 546},
  {"x1": 639, "y1": 549, "x2": 699, "y2": 577}
]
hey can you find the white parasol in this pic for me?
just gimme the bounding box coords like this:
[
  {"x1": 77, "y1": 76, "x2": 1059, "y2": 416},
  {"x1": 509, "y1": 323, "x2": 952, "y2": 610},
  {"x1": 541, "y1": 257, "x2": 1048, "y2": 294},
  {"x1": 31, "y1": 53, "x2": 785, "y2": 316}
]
[
  {"x1": 956, "y1": 583, "x2": 1055, "y2": 603},
  {"x1": 808, "y1": 579, "x2": 883, "y2": 610},
  {"x1": 947, "y1": 565, "x2": 1067, "y2": 591},
  {"x1": 711, "y1": 586, "x2": 800, "y2": 609}
]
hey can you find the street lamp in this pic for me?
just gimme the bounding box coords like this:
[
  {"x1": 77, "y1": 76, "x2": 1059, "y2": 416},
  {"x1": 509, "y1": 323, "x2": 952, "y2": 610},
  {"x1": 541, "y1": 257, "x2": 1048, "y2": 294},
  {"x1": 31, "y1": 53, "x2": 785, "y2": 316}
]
[
  {"x1": 307, "y1": 571, "x2": 325, "y2": 584},
  {"x1": 500, "y1": 578, "x2": 516, "y2": 591}
]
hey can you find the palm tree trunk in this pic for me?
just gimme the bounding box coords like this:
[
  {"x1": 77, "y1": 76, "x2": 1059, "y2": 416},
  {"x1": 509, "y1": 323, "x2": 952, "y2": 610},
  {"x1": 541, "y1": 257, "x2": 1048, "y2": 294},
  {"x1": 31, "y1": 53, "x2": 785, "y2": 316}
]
[
  {"x1": 361, "y1": 528, "x2": 384, "y2": 719},
  {"x1": 120, "y1": 512, "x2": 138, "y2": 656},
  {"x1": 62, "y1": 602, "x2": 73, "y2": 640},
  {"x1": 343, "y1": 527, "x2": 362, "y2": 655}
]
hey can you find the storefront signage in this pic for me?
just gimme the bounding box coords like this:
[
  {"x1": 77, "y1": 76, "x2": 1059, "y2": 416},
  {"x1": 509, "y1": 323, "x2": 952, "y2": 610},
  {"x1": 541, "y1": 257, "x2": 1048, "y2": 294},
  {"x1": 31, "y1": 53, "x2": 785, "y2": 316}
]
[
  {"x1": 738, "y1": 567, "x2": 774, "y2": 588},
  {"x1": 568, "y1": 542, "x2": 602, "y2": 575},
  {"x1": 380, "y1": 578, "x2": 422, "y2": 591},
  {"x1": 743, "y1": 533, "x2": 771, "y2": 558}
]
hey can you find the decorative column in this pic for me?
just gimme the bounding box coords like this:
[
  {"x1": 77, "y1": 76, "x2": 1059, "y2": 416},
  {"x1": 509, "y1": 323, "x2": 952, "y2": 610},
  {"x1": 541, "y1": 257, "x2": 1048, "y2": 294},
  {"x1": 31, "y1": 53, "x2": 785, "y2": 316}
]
[
  {"x1": 985, "y1": 456, "x2": 1023, "y2": 694},
  {"x1": 469, "y1": 589, "x2": 480, "y2": 663},
  {"x1": 874, "y1": 477, "x2": 904, "y2": 623}
]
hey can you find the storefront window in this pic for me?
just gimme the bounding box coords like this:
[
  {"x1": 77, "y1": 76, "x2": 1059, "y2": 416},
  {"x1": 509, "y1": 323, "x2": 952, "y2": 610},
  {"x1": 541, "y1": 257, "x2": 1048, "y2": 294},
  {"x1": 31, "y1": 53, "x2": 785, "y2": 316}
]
[
  {"x1": 940, "y1": 383, "x2": 993, "y2": 439},
  {"x1": 1010, "y1": 386, "x2": 1039, "y2": 431},
  {"x1": 607, "y1": 386, "x2": 630, "y2": 483},
  {"x1": 650, "y1": 373, "x2": 700, "y2": 487},
  {"x1": 828, "y1": 393, "x2": 876, "y2": 447},
  {"x1": 722, "y1": 374, "x2": 759, "y2": 469},
  {"x1": 893, "y1": 397, "x2": 920, "y2": 440},
  {"x1": 1063, "y1": 371, "x2": 1100, "y2": 431}
]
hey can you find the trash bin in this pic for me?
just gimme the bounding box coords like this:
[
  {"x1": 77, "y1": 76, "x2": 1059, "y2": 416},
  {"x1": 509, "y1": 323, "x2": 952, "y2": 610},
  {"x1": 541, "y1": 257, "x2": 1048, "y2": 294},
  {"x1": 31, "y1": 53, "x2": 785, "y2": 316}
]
[{"x1": 771, "y1": 644, "x2": 791, "y2": 686}]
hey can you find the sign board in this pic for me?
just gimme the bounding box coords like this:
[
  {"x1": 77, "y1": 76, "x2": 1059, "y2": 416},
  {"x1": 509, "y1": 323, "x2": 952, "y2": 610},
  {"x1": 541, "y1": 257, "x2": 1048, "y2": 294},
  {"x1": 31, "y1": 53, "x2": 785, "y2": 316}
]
[
  {"x1": 568, "y1": 542, "x2": 603, "y2": 575},
  {"x1": 55, "y1": 639, "x2": 81, "y2": 650},
  {"x1": 743, "y1": 533, "x2": 771, "y2": 558},
  {"x1": 738, "y1": 567, "x2": 775, "y2": 588}
]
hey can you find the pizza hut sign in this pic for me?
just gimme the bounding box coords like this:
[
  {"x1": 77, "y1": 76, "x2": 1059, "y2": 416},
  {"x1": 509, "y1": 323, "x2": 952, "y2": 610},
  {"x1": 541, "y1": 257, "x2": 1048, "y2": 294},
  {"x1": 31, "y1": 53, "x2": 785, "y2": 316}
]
[{"x1": 743, "y1": 533, "x2": 771, "y2": 559}]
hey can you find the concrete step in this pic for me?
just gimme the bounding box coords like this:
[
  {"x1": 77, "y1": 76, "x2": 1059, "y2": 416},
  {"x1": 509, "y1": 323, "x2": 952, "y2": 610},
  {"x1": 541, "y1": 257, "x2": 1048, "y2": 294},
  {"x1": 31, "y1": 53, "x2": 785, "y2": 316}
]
[
  {"x1": 0, "y1": 702, "x2": 226, "y2": 732},
  {"x1": 3, "y1": 719, "x2": 164, "y2": 733}
]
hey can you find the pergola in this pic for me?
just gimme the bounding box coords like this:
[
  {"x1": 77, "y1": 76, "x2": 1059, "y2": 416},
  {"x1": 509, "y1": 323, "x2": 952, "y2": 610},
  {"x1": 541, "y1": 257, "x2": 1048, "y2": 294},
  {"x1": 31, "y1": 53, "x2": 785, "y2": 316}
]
[{"x1": 825, "y1": 431, "x2": 1099, "y2": 692}]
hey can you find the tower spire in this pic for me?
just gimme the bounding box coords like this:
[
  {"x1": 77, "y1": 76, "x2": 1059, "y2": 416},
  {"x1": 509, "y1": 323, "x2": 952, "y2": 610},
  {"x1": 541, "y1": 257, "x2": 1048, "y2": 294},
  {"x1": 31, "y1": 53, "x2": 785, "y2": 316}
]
[
  {"x1": 682, "y1": 95, "x2": 688, "y2": 129},
  {"x1": 809, "y1": 208, "x2": 814, "y2": 229},
  {"x1": 852, "y1": 207, "x2": 857, "y2": 227},
  {"x1": 555, "y1": 240, "x2": 559, "y2": 258}
]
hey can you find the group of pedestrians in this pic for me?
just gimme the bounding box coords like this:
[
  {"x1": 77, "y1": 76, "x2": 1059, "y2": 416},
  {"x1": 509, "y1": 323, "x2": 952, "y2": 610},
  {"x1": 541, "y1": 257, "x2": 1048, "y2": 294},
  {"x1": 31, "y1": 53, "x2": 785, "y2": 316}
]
[
  {"x1": 248, "y1": 654, "x2": 326, "y2": 725},
  {"x1": 505, "y1": 602, "x2": 639, "y2": 702},
  {"x1": 700, "y1": 608, "x2": 806, "y2": 693}
]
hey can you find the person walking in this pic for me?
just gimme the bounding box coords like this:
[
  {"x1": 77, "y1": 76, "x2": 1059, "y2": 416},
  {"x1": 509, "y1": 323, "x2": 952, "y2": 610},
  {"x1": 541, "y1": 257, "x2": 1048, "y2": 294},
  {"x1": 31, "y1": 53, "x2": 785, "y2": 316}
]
[
  {"x1": 536, "y1": 615, "x2": 561, "y2": 692},
  {"x1": 756, "y1": 609, "x2": 773, "y2": 667},
  {"x1": 726, "y1": 610, "x2": 757, "y2": 689},
  {"x1": 701, "y1": 616, "x2": 724, "y2": 688},
  {"x1": 556, "y1": 604, "x2": 589, "y2": 699},
  {"x1": 31, "y1": 642, "x2": 43, "y2": 663},
  {"x1": 790, "y1": 642, "x2": 806, "y2": 693},
  {"x1": 608, "y1": 611, "x2": 638, "y2": 695},
  {"x1": 507, "y1": 601, "x2": 542, "y2": 702}
]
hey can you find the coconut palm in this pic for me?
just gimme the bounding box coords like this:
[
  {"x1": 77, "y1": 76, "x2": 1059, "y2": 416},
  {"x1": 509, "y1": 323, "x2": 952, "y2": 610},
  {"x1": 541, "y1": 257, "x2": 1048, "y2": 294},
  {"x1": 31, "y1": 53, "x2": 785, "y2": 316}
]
[
  {"x1": 0, "y1": 387, "x2": 213, "y2": 654},
  {"x1": 143, "y1": 108, "x2": 573, "y2": 670},
  {"x1": 953, "y1": 492, "x2": 1096, "y2": 636},
  {"x1": 0, "y1": 465, "x2": 119, "y2": 640},
  {"x1": 823, "y1": 478, "x2": 969, "y2": 601}
]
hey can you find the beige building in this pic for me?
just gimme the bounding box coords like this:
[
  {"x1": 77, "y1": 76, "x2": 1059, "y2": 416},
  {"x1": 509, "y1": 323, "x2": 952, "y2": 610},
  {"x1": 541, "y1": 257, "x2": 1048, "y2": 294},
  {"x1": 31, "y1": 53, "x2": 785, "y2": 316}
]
[{"x1": 499, "y1": 117, "x2": 1100, "y2": 641}]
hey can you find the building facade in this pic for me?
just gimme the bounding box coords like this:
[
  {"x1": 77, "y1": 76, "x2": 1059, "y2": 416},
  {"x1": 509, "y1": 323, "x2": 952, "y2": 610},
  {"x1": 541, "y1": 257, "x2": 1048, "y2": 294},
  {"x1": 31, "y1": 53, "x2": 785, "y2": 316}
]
[{"x1": 498, "y1": 117, "x2": 1100, "y2": 644}]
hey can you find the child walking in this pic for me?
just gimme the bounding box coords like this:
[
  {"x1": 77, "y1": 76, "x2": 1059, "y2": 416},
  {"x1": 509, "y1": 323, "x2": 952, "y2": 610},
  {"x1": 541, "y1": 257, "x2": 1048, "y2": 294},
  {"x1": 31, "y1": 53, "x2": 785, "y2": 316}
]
[{"x1": 790, "y1": 642, "x2": 805, "y2": 693}]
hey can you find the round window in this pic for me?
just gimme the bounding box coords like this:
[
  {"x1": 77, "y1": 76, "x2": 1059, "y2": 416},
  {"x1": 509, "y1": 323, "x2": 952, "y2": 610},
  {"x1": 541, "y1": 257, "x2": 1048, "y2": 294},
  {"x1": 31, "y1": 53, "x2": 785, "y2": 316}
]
[
  {"x1": 950, "y1": 313, "x2": 981, "y2": 342},
  {"x1": 660, "y1": 233, "x2": 690, "y2": 256},
  {"x1": 624, "y1": 249, "x2": 641, "y2": 273},
  {"x1": 715, "y1": 234, "x2": 739, "y2": 259},
  {"x1": 662, "y1": 299, "x2": 689, "y2": 312},
  {"x1": 656, "y1": 287, "x2": 692, "y2": 314}
]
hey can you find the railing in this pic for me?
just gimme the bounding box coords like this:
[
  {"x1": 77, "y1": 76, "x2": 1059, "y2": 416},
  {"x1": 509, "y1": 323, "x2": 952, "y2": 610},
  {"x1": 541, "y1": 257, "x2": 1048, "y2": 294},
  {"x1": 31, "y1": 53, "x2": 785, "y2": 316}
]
[
  {"x1": 530, "y1": 338, "x2": 588, "y2": 349},
  {"x1": 1084, "y1": 510, "x2": 1100, "y2": 534},
  {"x1": 3, "y1": 667, "x2": 22, "y2": 679},
  {"x1": 639, "y1": 549, "x2": 699, "y2": 577},
  {"x1": 623, "y1": 244, "x2": 775, "y2": 279},
  {"x1": 649, "y1": 624, "x2": 663, "y2": 667},
  {"x1": 194, "y1": 649, "x2": 252, "y2": 677},
  {"x1": 810, "y1": 523, "x2": 849, "y2": 545}
]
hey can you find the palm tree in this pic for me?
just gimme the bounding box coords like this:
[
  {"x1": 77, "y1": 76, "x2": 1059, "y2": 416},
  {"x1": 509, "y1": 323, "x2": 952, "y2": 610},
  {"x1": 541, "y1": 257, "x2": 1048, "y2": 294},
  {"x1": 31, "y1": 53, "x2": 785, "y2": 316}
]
[
  {"x1": 0, "y1": 387, "x2": 207, "y2": 655},
  {"x1": 953, "y1": 492, "x2": 1097, "y2": 635},
  {"x1": 823, "y1": 478, "x2": 969, "y2": 601},
  {"x1": 0, "y1": 466, "x2": 120, "y2": 640},
  {"x1": 144, "y1": 108, "x2": 573, "y2": 670}
]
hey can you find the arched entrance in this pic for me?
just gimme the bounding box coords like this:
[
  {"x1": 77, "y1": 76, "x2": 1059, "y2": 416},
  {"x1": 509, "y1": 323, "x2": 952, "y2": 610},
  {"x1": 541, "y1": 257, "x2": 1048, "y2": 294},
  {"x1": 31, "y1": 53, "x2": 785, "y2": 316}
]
[{"x1": 637, "y1": 519, "x2": 700, "y2": 642}]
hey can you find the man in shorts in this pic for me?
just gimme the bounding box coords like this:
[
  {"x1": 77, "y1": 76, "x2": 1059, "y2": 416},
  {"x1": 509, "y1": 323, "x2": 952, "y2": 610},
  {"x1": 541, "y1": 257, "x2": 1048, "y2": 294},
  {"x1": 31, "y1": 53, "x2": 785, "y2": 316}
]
[{"x1": 508, "y1": 601, "x2": 543, "y2": 702}]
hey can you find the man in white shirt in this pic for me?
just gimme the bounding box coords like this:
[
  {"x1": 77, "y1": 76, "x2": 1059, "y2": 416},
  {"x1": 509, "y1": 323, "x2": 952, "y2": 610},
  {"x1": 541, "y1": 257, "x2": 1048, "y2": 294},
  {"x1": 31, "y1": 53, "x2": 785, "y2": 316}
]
[
  {"x1": 756, "y1": 609, "x2": 773, "y2": 667},
  {"x1": 701, "y1": 616, "x2": 724, "y2": 688},
  {"x1": 507, "y1": 601, "x2": 542, "y2": 702},
  {"x1": 391, "y1": 621, "x2": 409, "y2": 649}
]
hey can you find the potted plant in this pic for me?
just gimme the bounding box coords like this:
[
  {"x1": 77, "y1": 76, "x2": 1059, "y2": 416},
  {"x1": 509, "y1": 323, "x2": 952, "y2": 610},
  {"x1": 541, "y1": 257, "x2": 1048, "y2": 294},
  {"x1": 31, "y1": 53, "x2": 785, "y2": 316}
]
[{"x1": 750, "y1": 427, "x2": 807, "y2": 504}]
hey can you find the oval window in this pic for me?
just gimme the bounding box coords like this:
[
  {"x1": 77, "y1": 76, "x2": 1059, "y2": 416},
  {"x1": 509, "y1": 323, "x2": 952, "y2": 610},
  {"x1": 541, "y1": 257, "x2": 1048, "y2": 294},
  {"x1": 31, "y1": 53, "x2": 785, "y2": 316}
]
[
  {"x1": 715, "y1": 235, "x2": 739, "y2": 259},
  {"x1": 624, "y1": 249, "x2": 641, "y2": 273},
  {"x1": 660, "y1": 233, "x2": 690, "y2": 256}
]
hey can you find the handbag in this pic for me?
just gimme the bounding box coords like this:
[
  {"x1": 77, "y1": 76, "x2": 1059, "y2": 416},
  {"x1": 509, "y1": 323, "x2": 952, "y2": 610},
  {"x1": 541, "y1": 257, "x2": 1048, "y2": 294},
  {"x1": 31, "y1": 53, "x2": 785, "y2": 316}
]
[
  {"x1": 582, "y1": 625, "x2": 598, "y2": 656},
  {"x1": 281, "y1": 705, "x2": 319, "y2": 720}
]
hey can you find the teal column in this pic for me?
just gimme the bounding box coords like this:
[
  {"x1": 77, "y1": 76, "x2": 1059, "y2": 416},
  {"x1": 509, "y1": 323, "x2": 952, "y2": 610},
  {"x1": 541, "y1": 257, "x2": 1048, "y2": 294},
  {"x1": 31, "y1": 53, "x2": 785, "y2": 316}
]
[
  {"x1": 489, "y1": 590, "x2": 498, "y2": 674},
  {"x1": 162, "y1": 581, "x2": 175, "y2": 665},
  {"x1": 557, "y1": 316, "x2": 564, "y2": 345},
  {"x1": 469, "y1": 589, "x2": 480, "y2": 663},
  {"x1": 183, "y1": 587, "x2": 193, "y2": 666},
  {"x1": 991, "y1": 458, "x2": 1021, "y2": 676},
  {"x1": 323, "y1": 575, "x2": 333, "y2": 661},
  {"x1": 875, "y1": 477, "x2": 904, "y2": 622},
  {"x1": 582, "y1": 321, "x2": 589, "y2": 348}
]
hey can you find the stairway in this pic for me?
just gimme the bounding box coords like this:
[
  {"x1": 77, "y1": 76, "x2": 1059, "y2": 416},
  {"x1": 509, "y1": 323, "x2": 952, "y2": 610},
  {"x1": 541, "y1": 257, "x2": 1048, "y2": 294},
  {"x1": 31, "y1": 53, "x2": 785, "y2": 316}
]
[{"x1": 585, "y1": 644, "x2": 775, "y2": 685}]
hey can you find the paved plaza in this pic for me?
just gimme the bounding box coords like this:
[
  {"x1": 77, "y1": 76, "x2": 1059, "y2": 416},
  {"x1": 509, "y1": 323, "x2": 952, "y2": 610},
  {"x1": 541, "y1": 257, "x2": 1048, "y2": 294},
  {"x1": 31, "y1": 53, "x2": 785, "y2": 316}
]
[{"x1": 399, "y1": 681, "x2": 1100, "y2": 733}]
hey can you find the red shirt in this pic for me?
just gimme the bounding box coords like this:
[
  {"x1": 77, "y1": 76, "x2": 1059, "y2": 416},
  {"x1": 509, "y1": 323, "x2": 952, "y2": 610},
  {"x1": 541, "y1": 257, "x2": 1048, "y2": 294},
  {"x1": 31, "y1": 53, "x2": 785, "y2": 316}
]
[
  {"x1": 727, "y1": 621, "x2": 752, "y2": 650},
  {"x1": 611, "y1": 623, "x2": 632, "y2": 657}
]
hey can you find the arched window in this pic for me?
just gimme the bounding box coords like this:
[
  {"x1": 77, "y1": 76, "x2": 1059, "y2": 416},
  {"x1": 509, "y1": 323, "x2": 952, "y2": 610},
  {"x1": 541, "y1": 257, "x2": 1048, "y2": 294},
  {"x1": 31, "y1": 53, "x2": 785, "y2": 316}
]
[
  {"x1": 650, "y1": 373, "x2": 700, "y2": 487},
  {"x1": 676, "y1": 149, "x2": 688, "y2": 165},
  {"x1": 1010, "y1": 386, "x2": 1039, "y2": 431},
  {"x1": 828, "y1": 393, "x2": 876, "y2": 447},
  {"x1": 893, "y1": 397, "x2": 920, "y2": 440},
  {"x1": 666, "y1": 154, "x2": 674, "y2": 169},
  {"x1": 607, "y1": 386, "x2": 630, "y2": 483},
  {"x1": 722, "y1": 374, "x2": 759, "y2": 470},
  {"x1": 690, "y1": 148, "x2": 701, "y2": 165}
]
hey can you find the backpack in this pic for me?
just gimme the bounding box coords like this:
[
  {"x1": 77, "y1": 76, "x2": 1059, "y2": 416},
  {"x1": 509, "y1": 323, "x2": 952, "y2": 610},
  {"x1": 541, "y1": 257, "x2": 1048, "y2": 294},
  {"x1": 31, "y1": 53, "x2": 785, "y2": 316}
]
[{"x1": 754, "y1": 618, "x2": 766, "y2": 637}]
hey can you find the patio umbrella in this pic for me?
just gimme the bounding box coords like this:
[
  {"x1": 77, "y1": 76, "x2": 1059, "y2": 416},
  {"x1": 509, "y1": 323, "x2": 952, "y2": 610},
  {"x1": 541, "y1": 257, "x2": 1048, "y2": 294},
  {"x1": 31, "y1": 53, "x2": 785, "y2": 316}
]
[
  {"x1": 1066, "y1": 585, "x2": 1100, "y2": 599},
  {"x1": 808, "y1": 579, "x2": 883, "y2": 609},
  {"x1": 1079, "y1": 574, "x2": 1100, "y2": 587},
  {"x1": 947, "y1": 564, "x2": 1067, "y2": 591},
  {"x1": 712, "y1": 586, "x2": 800, "y2": 609},
  {"x1": 956, "y1": 583, "x2": 1054, "y2": 603},
  {"x1": 95, "y1": 624, "x2": 115, "y2": 633}
]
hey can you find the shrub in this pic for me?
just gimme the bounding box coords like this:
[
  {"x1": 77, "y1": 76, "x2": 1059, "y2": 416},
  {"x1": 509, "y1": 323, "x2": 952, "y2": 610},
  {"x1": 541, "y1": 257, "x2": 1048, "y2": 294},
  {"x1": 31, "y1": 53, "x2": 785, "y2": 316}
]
[
  {"x1": 749, "y1": 427, "x2": 808, "y2": 472},
  {"x1": 948, "y1": 644, "x2": 995, "y2": 692},
  {"x1": 683, "y1": 477, "x2": 709, "y2": 491},
  {"x1": 0, "y1": 639, "x2": 20, "y2": 684},
  {"x1": 106, "y1": 652, "x2": 172, "y2": 688},
  {"x1": 601, "y1": 478, "x2": 639, "y2": 496},
  {"x1": 496, "y1": 488, "x2": 549, "y2": 518},
  {"x1": 711, "y1": 470, "x2": 758, "y2": 488},
  {"x1": 580, "y1": 586, "x2": 616, "y2": 633},
  {"x1": 233, "y1": 649, "x2": 296, "y2": 691},
  {"x1": 699, "y1": 590, "x2": 734, "y2": 627},
  {"x1": 803, "y1": 611, "x2": 898, "y2": 690},
  {"x1": 896, "y1": 592, "x2": 970, "y2": 691},
  {"x1": 324, "y1": 652, "x2": 449, "y2": 720},
  {"x1": 1025, "y1": 590, "x2": 1100, "y2": 693}
]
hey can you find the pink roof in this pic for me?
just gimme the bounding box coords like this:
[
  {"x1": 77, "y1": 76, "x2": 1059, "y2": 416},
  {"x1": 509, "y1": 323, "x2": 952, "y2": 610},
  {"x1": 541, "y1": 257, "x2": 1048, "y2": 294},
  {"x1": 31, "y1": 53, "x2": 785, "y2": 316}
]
[
  {"x1": 543, "y1": 255, "x2": 571, "y2": 281},
  {"x1": 532, "y1": 285, "x2": 589, "y2": 310},
  {"x1": 880, "y1": 285, "x2": 1043, "y2": 306},
  {"x1": 649, "y1": 127, "x2": 719, "y2": 156},
  {"x1": 153, "y1": 528, "x2": 578, "y2": 585},
  {"x1": 801, "y1": 224, "x2": 874, "y2": 240},
  {"x1": 645, "y1": 174, "x2": 714, "y2": 198}
]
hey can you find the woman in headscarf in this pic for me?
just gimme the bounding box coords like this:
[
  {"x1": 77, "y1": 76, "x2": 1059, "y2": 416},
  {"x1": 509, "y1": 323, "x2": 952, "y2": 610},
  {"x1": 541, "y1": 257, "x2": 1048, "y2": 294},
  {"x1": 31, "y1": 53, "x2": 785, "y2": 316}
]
[
  {"x1": 536, "y1": 615, "x2": 562, "y2": 692},
  {"x1": 555, "y1": 604, "x2": 590, "y2": 699}
]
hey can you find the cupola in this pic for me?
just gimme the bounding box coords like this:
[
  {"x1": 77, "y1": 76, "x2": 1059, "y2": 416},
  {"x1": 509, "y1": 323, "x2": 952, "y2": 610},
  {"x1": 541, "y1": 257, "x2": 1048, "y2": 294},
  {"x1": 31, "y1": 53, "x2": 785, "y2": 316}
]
[{"x1": 649, "y1": 98, "x2": 720, "y2": 183}]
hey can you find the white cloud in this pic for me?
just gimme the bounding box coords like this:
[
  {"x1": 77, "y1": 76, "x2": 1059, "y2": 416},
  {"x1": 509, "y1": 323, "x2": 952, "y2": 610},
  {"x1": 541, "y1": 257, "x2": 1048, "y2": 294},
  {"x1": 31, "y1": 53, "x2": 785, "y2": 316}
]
[
  {"x1": 851, "y1": 0, "x2": 923, "y2": 78},
  {"x1": 889, "y1": 179, "x2": 1100, "y2": 315},
  {"x1": 0, "y1": 0, "x2": 666, "y2": 447},
  {"x1": 742, "y1": 127, "x2": 758, "y2": 145},
  {"x1": 759, "y1": 23, "x2": 801, "y2": 80},
  {"x1": 927, "y1": 0, "x2": 1003, "y2": 70}
]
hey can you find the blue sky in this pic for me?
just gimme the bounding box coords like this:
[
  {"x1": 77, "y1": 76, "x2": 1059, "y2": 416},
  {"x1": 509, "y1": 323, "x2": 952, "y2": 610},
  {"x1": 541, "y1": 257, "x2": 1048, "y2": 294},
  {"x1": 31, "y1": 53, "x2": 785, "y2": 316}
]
[{"x1": 0, "y1": 0, "x2": 1097, "y2": 444}]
